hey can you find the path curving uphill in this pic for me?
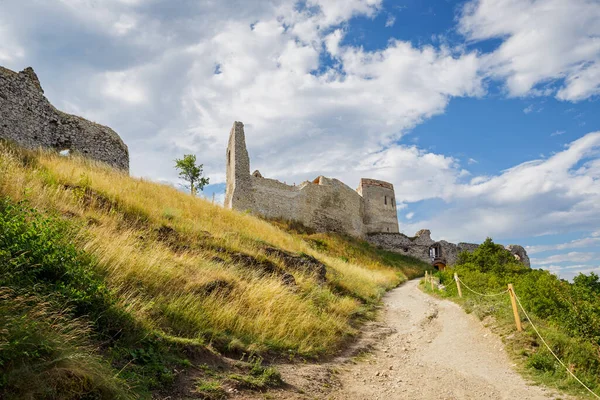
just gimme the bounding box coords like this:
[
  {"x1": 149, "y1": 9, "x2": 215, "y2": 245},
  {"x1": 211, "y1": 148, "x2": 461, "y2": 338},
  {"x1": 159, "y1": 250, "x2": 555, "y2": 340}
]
[
  {"x1": 239, "y1": 279, "x2": 571, "y2": 399},
  {"x1": 326, "y1": 279, "x2": 568, "y2": 400}
]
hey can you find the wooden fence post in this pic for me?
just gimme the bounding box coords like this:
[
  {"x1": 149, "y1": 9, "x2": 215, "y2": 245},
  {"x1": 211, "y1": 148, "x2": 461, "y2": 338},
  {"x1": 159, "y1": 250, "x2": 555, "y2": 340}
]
[
  {"x1": 454, "y1": 273, "x2": 462, "y2": 298},
  {"x1": 508, "y1": 284, "x2": 522, "y2": 332}
]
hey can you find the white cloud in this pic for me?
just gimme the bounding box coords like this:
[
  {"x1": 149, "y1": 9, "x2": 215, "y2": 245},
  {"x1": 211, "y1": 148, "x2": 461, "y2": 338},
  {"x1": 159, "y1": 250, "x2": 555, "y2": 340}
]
[
  {"x1": 402, "y1": 132, "x2": 600, "y2": 242},
  {"x1": 532, "y1": 252, "x2": 597, "y2": 265},
  {"x1": 551, "y1": 130, "x2": 566, "y2": 137},
  {"x1": 0, "y1": 0, "x2": 482, "y2": 193},
  {"x1": 459, "y1": 0, "x2": 600, "y2": 101},
  {"x1": 406, "y1": 212, "x2": 414, "y2": 220},
  {"x1": 527, "y1": 234, "x2": 600, "y2": 254},
  {"x1": 306, "y1": 0, "x2": 382, "y2": 26},
  {"x1": 545, "y1": 264, "x2": 600, "y2": 280},
  {"x1": 557, "y1": 61, "x2": 600, "y2": 101},
  {"x1": 100, "y1": 71, "x2": 147, "y2": 104},
  {"x1": 385, "y1": 14, "x2": 396, "y2": 27},
  {"x1": 0, "y1": 24, "x2": 24, "y2": 64},
  {"x1": 113, "y1": 14, "x2": 138, "y2": 36}
]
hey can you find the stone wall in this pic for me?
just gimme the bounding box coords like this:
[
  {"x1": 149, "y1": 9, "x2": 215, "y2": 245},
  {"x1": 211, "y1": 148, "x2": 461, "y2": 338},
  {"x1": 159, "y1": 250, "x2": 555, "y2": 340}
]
[
  {"x1": 249, "y1": 175, "x2": 366, "y2": 237},
  {"x1": 0, "y1": 66, "x2": 129, "y2": 171},
  {"x1": 367, "y1": 229, "x2": 530, "y2": 268},
  {"x1": 224, "y1": 121, "x2": 393, "y2": 237},
  {"x1": 367, "y1": 229, "x2": 481, "y2": 266}
]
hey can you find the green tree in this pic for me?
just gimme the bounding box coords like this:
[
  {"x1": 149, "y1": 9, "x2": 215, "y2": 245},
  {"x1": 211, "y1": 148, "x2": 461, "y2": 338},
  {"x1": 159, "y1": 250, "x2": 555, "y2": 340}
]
[{"x1": 174, "y1": 154, "x2": 209, "y2": 196}]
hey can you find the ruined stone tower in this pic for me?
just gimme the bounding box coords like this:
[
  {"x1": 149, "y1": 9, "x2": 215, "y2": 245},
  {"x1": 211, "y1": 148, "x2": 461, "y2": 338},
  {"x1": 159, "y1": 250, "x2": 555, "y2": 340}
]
[
  {"x1": 225, "y1": 121, "x2": 254, "y2": 210},
  {"x1": 358, "y1": 179, "x2": 400, "y2": 233}
]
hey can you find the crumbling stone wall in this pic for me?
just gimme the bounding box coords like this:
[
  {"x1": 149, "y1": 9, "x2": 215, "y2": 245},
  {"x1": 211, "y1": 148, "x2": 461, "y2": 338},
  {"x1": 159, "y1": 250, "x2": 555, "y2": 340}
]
[
  {"x1": 225, "y1": 121, "x2": 254, "y2": 210},
  {"x1": 366, "y1": 229, "x2": 480, "y2": 265},
  {"x1": 248, "y1": 175, "x2": 365, "y2": 237},
  {"x1": 224, "y1": 121, "x2": 393, "y2": 237},
  {"x1": 0, "y1": 66, "x2": 129, "y2": 171},
  {"x1": 367, "y1": 229, "x2": 530, "y2": 268}
]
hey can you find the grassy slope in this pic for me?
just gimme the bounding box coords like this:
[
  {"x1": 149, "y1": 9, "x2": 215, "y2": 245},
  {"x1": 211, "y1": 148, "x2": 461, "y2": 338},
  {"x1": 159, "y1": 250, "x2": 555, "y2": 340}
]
[{"x1": 0, "y1": 142, "x2": 429, "y2": 399}]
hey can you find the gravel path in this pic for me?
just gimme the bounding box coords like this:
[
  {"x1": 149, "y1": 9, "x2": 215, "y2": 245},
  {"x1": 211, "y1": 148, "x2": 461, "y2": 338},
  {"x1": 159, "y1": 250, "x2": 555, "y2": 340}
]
[
  {"x1": 233, "y1": 279, "x2": 571, "y2": 399},
  {"x1": 326, "y1": 279, "x2": 568, "y2": 400}
]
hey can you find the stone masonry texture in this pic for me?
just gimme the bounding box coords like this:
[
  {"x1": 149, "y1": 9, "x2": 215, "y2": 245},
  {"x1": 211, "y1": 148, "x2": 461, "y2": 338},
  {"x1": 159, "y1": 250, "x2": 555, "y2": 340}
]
[
  {"x1": 0, "y1": 66, "x2": 129, "y2": 171},
  {"x1": 367, "y1": 229, "x2": 531, "y2": 268},
  {"x1": 225, "y1": 121, "x2": 398, "y2": 237}
]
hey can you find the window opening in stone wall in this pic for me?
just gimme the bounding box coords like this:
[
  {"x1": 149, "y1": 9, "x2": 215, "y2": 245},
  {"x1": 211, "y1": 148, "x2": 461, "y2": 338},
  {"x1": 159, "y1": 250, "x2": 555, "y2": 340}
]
[
  {"x1": 392, "y1": 197, "x2": 395, "y2": 208},
  {"x1": 384, "y1": 195, "x2": 387, "y2": 205},
  {"x1": 429, "y1": 244, "x2": 442, "y2": 260}
]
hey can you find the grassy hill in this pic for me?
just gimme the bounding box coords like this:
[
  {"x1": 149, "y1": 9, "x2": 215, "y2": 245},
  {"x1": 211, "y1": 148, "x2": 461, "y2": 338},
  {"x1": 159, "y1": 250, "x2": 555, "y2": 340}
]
[{"x1": 0, "y1": 141, "x2": 429, "y2": 399}]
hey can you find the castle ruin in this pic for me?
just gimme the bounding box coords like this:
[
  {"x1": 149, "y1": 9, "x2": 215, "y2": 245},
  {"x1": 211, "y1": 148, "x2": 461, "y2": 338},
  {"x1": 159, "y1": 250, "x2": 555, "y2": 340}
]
[
  {"x1": 225, "y1": 121, "x2": 400, "y2": 237},
  {"x1": 225, "y1": 121, "x2": 531, "y2": 269},
  {"x1": 0, "y1": 66, "x2": 129, "y2": 171}
]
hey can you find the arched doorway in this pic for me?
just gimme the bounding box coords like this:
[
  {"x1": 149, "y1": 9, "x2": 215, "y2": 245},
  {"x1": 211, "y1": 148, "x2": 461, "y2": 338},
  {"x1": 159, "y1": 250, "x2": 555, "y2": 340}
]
[{"x1": 432, "y1": 260, "x2": 447, "y2": 271}]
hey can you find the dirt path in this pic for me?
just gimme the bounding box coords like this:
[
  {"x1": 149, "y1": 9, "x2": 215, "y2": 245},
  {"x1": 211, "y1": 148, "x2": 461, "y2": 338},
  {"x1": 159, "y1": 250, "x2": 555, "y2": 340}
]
[{"x1": 235, "y1": 279, "x2": 570, "y2": 399}]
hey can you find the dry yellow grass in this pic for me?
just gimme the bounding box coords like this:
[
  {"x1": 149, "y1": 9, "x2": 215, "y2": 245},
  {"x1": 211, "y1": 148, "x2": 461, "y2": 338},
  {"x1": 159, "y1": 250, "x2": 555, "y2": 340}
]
[{"x1": 0, "y1": 142, "x2": 427, "y2": 356}]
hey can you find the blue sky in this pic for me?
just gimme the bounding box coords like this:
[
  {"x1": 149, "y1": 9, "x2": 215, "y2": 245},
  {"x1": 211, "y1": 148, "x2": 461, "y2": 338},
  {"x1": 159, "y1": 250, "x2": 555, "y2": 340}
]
[{"x1": 0, "y1": 0, "x2": 599, "y2": 279}]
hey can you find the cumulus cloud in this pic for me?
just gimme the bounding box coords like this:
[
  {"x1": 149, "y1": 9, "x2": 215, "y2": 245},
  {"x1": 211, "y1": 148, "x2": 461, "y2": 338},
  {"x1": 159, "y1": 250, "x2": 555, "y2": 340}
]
[
  {"x1": 459, "y1": 0, "x2": 600, "y2": 101},
  {"x1": 402, "y1": 132, "x2": 600, "y2": 242},
  {"x1": 527, "y1": 234, "x2": 600, "y2": 254},
  {"x1": 546, "y1": 264, "x2": 600, "y2": 280},
  {"x1": 531, "y1": 252, "x2": 597, "y2": 266},
  {"x1": 17, "y1": 0, "x2": 482, "y2": 189}
]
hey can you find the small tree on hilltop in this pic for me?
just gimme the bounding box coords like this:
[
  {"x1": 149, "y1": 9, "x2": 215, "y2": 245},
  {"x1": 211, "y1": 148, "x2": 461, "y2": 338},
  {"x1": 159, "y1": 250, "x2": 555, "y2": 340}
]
[{"x1": 174, "y1": 154, "x2": 209, "y2": 196}]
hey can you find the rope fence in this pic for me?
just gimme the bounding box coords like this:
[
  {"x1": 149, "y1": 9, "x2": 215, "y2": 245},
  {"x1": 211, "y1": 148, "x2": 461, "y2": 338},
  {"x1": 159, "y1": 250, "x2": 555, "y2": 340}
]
[
  {"x1": 456, "y1": 276, "x2": 509, "y2": 297},
  {"x1": 513, "y1": 292, "x2": 600, "y2": 399},
  {"x1": 424, "y1": 272, "x2": 600, "y2": 399}
]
